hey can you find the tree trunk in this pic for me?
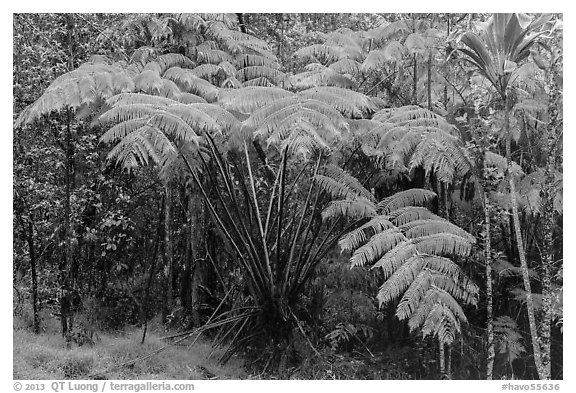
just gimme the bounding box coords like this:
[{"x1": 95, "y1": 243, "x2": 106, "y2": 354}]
[
  {"x1": 482, "y1": 178, "x2": 495, "y2": 380},
  {"x1": 163, "y1": 183, "x2": 174, "y2": 323},
  {"x1": 505, "y1": 94, "x2": 544, "y2": 378},
  {"x1": 439, "y1": 339, "x2": 446, "y2": 376},
  {"x1": 27, "y1": 219, "x2": 40, "y2": 334},
  {"x1": 538, "y1": 50, "x2": 562, "y2": 381},
  {"x1": 427, "y1": 52, "x2": 433, "y2": 110},
  {"x1": 413, "y1": 53, "x2": 418, "y2": 105},
  {"x1": 182, "y1": 185, "x2": 203, "y2": 327},
  {"x1": 141, "y1": 197, "x2": 164, "y2": 344}
]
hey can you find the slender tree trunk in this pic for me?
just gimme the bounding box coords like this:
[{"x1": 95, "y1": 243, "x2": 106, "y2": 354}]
[
  {"x1": 27, "y1": 219, "x2": 40, "y2": 334},
  {"x1": 538, "y1": 51, "x2": 562, "y2": 381},
  {"x1": 505, "y1": 94, "x2": 544, "y2": 378},
  {"x1": 163, "y1": 183, "x2": 173, "y2": 322},
  {"x1": 184, "y1": 185, "x2": 203, "y2": 327},
  {"x1": 141, "y1": 197, "x2": 164, "y2": 344},
  {"x1": 427, "y1": 52, "x2": 433, "y2": 110},
  {"x1": 61, "y1": 13, "x2": 76, "y2": 346},
  {"x1": 439, "y1": 339, "x2": 446, "y2": 376},
  {"x1": 413, "y1": 53, "x2": 418, "y2": 105},
  {"x1": 483, "y1": 176, "x2": 495, "y2": 380}
]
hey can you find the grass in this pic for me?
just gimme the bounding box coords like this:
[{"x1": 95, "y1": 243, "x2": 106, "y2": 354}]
[{"x1": 13, "y1": 314, "x2": 247, "y2": 380}]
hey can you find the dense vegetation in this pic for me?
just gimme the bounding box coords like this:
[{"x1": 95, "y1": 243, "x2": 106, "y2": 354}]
[{"x1": 13, "y1": 13, "x2": 562, "y2": 380}]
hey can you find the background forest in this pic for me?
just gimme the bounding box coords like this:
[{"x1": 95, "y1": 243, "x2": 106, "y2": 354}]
[{"x1": 13, "y1": 13, "x2": 563, "y2": 380}]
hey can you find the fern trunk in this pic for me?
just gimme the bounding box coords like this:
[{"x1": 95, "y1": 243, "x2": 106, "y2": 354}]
[{"x1": 505, "y1": 95, "x2": 544, "y2": 378}]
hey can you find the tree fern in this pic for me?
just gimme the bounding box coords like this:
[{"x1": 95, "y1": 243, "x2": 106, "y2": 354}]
[
  {"x1": 318, "y1": 165, "x2": 478, "y2": 345},
  {"x1": 493, "y1": 316, "x2": 526, "y2": 364}
]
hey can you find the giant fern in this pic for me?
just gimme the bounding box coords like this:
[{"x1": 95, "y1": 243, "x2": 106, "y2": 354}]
[{"x1": 317, "y1": 167, "x2": 479, "y2": 345}]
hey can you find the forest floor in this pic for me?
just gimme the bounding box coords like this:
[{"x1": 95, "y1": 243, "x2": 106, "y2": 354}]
[{"x1": 13, "y1": 315, "x2": 247, "y2": 380}]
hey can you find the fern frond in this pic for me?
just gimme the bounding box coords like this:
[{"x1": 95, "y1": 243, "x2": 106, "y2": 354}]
[
  {"x1": 294, "y1": 44, "x2": 345, "y2": 64},
  {"x1": 106, "y1": 92, "x2": 174, "y2": 107},
  {"x1": 107, "y1": 125, "x2": 176, "y2": 169},
  {"x1": 218, "y1": 86, "x2": 295, "y2": 114},
  {"x1": 100, "y1": 118, "x2": 147, "y2": 143},
  {"x1": 321, "y1": 198, "x2": 377, "y2": 222},
  {"x1": 158, "y1": 79, "x2": 182, "y2": 99},
  {"x1": 494, "y1": 316, "x2": 526, "y2": 362},
  {"x1": 316, "y1": 175, "x2": 369, "y2": 202},
  {"x1": 15, "y1": 63, "x2": 134, "y2": 127},
  {"x1": 350, "y1": 228, "x2": 406, "y2": 267},
  {"x1": 163, "y1": 104, "x2": 222, "y2": 134},
  {"x1": 408, "y1": 287, "x2": 466, "y2": 335},
  {"x1": 196, "y1": 48, "x2": 232, "y2": 65},
  {"x1": 360, "y1": 42, "x2": 405, "y2": 72},
  {"x1": 190, "y1": 63, "x2": 221, "y2": 80},
  {"x1": 244, "y1": 98, "x2": 347, "y2": 131},
  {"x1": 237, "y1": 66, "x2": 288, "y2": 86},
  {"x1": 323, "y1": 165, "x2": 374, "y2": 201},
  {"x1": 371, "y1": 240, "x2": 417, "y2": 278},
  {"x1": 388, "y1": 206, "x2": 443, "y2": 226},
  {"x1": 329, "y1": 58, "x2": 361, "y2": 75},
  {"x1": 143, "y1": 53, "x2": 194, "y2": 75},
  {"x1": 420, "y1": 301, "x2": 460, "y2": 344},
  {"x1": 338, "y1": 216, "x2": 394, "y2": 252},
  {"x1": 430, "y1": 270, "x2": 479, "y2": 305},
  {"x1": 300, "y1": 86, "x2": 375, "y2": 118},
  {"x1": 396, "y1": 269, "x2": 434, "y2": 319},
  {"x1": 290, "y1": 68, "x2": 356, "y2": 90},
  {"x1": 413, "y1": 233, "x2": 473, "y2": 257},
  {"x1": 176, "y1": 92, "x2": 208, "y2": 104},
  {"x1": 163, "y1": 66, "x2": 219, "y2": 101},
  {"x1": 401, "y1": 220, "x2": 476, "y2": 243},
  {"x1": 133, "y1": 69, "x2": 165, "y2": 94},
  {"x1": 377, "y1": 189, "x2": 437, "y2": 214},
  {"x1": 485, "y1": 151, "x2": 524, "y2": 177},
  {"x1": 149, "y1": 112, "x2": 200, "y2": 145},
  {"x1": 257, "y1": 107, "x2": 342, "y2": 147},
  {"x1": 368, "y1": 20, "x2": 410, "y2": 43},
  {"x1": 188, "y1": 103, "x2": 241, "y2": 135},
  {"x1": 237, "y1": 54, "x2": 281, "y2": 70},
  {"x1": 99, "y1": 104, "x2": 158, "y2": 124},
  {"x1": 242, "y1": 77, "x2": 276, "y2": 87},
  {"x1": 377, "y1": 255, "x2": 423, "y2": 304}
]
